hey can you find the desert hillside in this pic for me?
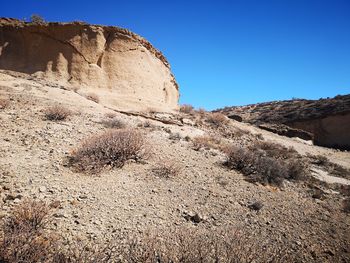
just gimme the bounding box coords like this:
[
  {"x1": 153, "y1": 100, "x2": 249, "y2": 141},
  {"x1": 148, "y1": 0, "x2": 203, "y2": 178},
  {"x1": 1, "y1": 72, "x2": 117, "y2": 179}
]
[
  {"x1": 0, "y1": 70, "x2": 349, "y2": 262},
  {"x1": 217, "y1": 95, "x2": 350, "y2": 150},
  {"x1": 0, "y1": 18, "x2": 179, "y2": 112}
]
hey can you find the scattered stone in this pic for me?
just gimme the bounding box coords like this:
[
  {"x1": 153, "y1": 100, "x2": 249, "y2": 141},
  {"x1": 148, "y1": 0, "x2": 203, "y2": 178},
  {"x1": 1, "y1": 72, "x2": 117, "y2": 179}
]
[{"x1": 248, "y1": 201, "x2": 264, "y2": 211}]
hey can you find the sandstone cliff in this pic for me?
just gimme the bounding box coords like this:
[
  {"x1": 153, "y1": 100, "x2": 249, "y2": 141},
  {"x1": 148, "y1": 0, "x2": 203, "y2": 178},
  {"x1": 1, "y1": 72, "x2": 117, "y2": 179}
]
[
  {"x1": 217, "y1": 95, "x2": 350, "y2": 150},
  {"x1": 0, "y1": 18, "x2": 179, "y2": 112}
]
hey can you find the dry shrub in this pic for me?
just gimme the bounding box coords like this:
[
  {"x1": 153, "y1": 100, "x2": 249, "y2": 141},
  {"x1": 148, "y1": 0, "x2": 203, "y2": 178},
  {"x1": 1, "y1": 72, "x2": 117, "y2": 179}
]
[
  {"x1": 152, "y1": 160, "x2": 181, "y2": 178},
  {"x1": 120, "y1": 227, "x2": 298, "y2": 263},
  {"x1": 0, "y1": 98, "x2": 9, "y2": 110},
  {"x1": 179, "y1": 104, "x2": 194, "y2": 114},
  {"x1": 100, "y1": 117, "x2": 126, "y2": 129},
  {"x1": 85, "y1": 93, "x2": 99, "y2": 103},
  {"x1": 192, "y1": 135, "x2": 221, "y2": 151},
  {"x1": 224, "y1": 145, "x2": 306, "y2": 186},
  {"x1": 44, "y1": 105, "x2": 71, "y2": 121},
  {"x1": 69, "y1": 129, "x2": 148, "y2": 173},
  {"x1": 249, "y1": 141, "x2": 298, "y2": 160},
  {"x1": 206, "y1": 113, "x2": 228, "y2": 127},
  {"x1": 30, "y1": 14, "x2": 45, "y2": 24},
  {"x1": 0, "y1": 200, "x2": 55, "y2": 263}
]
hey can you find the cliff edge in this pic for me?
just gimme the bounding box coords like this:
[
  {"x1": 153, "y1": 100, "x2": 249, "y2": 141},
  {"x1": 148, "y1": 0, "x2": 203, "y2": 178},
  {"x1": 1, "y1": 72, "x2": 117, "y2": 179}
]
[{"x1": 0, "y1": 18, "x2": 179, "y2": 112}]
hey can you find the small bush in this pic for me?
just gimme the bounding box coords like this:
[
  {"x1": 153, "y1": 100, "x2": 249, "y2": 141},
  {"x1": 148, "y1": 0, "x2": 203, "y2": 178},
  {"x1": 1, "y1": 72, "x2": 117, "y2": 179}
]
[
  {"x1": 250, "y1": 141, "x2": 298, "y2": 160},
  {"x1": 69, "y1": 129, "x2": 148, "y2": 173},
  {"x1": 152, "y1": 160, "x2": 181, "y2": 178},
  {"x1": 206, "y1": 112, "x2": 228, "y2": 127},
  {"x1": 0, "y1": 200, "x2": 54, "y2": 263},
  {"x1": 85, "y1": 93, "x2": 99, "y2": 103},
  {"x1": 224, "y1": 145, "x2": 305, "y2": 186},
  {"x1": 5, "y1": 200, "x2": 50, "y2": 232},
  {"x1": 224, "y1": 146, "x2": 258, "y2": 175},
  {"x1": 100, "y1": 117, "x2": 126, "y2": 129},
  {"x1": 44, "y1": 105, "x2": 71, "y2": 121},
  {"x1": 252, "y1": 156, "x2": 288, "y2": 186},
  {"x1": 192, "y1": 135, "x2": 221, "y2": 151},
  {"x1": 179, "y1": 104, "x2": 194, "y2": 114},
  {"x1": 30, "y1": 14, "x2": 45, "y2": 24},
  {"x1": 0, "y1": 98, "x2": 9, "y2": 110},
  {"x1": 286, "y1": 160, "x2": 306, "y2": 181}
]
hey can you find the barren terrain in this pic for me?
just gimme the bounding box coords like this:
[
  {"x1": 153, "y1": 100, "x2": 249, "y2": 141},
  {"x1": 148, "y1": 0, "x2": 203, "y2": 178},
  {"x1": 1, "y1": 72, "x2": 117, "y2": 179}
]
[{"x1": 1, "y1": 70, "x2": 349, "y2": 262}]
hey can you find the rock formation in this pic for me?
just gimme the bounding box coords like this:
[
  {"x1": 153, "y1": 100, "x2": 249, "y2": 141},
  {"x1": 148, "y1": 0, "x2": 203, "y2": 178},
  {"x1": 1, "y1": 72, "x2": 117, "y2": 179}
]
[
  {"x1": 0, "y1": 18, "x2": 179, "y2": 112},
  {"x1": 217, "y1": 95, "x2": 350, "y2": 150}
]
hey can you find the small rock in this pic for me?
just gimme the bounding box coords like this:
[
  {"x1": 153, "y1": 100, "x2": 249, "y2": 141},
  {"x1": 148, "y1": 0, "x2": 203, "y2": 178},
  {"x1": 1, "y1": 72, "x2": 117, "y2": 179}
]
[
  {"x1": 39, "y1": 186, "x2": 47, "y2": 193},
  {"x1": 248, "y1": 201, "x2": 264, "y2": 211}
]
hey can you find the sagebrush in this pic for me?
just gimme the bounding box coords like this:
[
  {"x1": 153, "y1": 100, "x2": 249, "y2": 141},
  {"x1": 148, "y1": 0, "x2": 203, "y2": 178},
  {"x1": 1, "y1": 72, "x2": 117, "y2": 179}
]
[
  {"x1": 179, "y1": 104, "x2": 194, "y2": 114},
  {"x1": 69, "y1": 129, "x2": 148, "y2": 173},
  {"x1": 151, "y1": 160, "x2": 181, "y2": 178},
  {"x1": 44, "y1": 105, "x2": 71, "y2": 121},
  {"x1": 206, "y1": 113, "x2": 228, "y2": 127},
  {"x1": 224, "y1": 142, "x2": 306, "y2": 186}
]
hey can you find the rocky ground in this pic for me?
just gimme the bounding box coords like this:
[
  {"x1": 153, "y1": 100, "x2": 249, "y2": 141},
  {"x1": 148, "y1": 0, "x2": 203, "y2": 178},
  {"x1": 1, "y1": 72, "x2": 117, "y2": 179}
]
[{"x1": 0, "y1": 71, "x2": 350, "y2": 262}]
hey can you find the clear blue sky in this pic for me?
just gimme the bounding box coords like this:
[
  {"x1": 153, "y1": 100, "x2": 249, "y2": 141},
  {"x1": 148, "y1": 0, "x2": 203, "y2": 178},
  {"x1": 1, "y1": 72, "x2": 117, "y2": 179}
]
[{"x1": 2, "y1": 0, "x2": 350, "y2": 110}]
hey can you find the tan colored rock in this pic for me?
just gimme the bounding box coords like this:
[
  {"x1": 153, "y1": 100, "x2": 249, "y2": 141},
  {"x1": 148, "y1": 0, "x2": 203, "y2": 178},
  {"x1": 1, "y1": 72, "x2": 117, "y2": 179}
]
[{"x1": 0, "y1": 18, "x2": 179, "y2": 112}]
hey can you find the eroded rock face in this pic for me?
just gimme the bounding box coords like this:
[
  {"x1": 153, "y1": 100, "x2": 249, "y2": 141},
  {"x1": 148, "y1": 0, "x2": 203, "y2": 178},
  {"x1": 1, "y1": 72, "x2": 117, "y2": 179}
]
[
  {"x1": 0, "y1": 18, "x2": 179, "y2": 112},
  {"x1": 217, "y1": 95, "x2": 350, "y2": 150}
]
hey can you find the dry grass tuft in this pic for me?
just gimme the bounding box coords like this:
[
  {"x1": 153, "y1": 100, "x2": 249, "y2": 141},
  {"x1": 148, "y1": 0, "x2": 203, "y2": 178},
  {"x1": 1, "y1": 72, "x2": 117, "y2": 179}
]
[
  {"x1": 0, "y1": 98, "x2": 9, "y2": 110},
  {"x1": 44, "y1": 105, "x2": 71, "y2": 121},
  {"x1": 192, "y1": 135, "x2": 222, "y2": 151},
  {"x1": 206, "y1": 112, "x2": 228, "y2": 127},
  {"x1": 151, "y1": 160, "x2": 181, "y2": 178},
  {"x1": 179, "y1": 104, "x2": 194, "y2": 114},
  {"x1": 85, "y1": 92, "x2": 100, "y2": 103},
  {"x1": 100, "y1": 117, "x2": 126, "y2": 129},
  {"x1": 69, "y1": 129, "x2": 148, "y2": 173},
  {"x1": 0, "y1": 200, "x2": 55, "y2": 263}
]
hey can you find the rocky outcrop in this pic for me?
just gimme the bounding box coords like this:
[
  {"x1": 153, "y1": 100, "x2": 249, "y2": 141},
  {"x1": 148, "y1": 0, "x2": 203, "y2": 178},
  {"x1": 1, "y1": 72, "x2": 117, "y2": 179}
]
[
  {"x1": 217, "y1": 95, "x2": 350, "y2": 150},
  {"x1": 0, "y1": 18, "x2": 179, "y2": 112},
  {"x1": 258, "y1": 123, "x2": 313, "y2": 141}
]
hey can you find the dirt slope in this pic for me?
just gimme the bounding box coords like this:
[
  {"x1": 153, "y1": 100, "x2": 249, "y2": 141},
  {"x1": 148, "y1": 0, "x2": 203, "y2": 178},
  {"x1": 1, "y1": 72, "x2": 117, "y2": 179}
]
[
  {"x1": 0, "y1": 71, "x2": 349, "y2": 262},
  {"x1": 0, "y1": 18, "x2": 179, "y2": 112}
]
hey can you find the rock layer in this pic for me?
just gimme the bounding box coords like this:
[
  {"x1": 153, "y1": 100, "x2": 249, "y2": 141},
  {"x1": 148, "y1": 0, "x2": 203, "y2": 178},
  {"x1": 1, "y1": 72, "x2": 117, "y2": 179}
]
[
  {"x1": 217, "y1": 95, "x2": 350, "y2": 150},
  {"x1": 0, "y1": 18, "x2": 179, "y2": 111}
]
